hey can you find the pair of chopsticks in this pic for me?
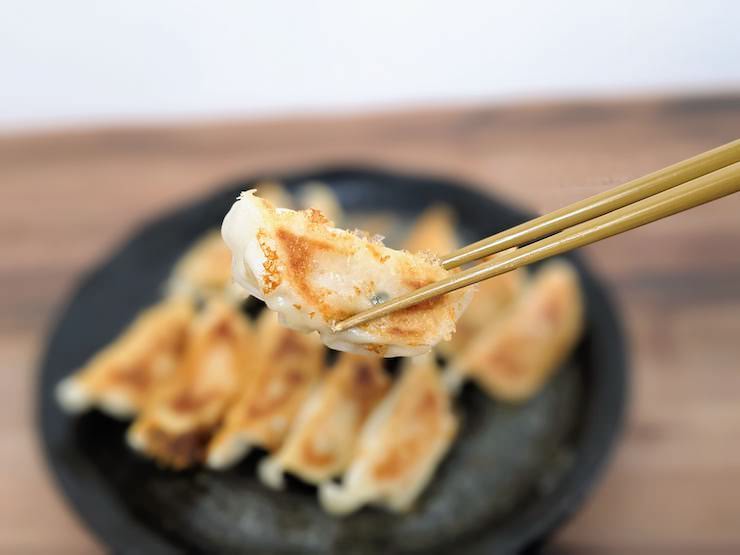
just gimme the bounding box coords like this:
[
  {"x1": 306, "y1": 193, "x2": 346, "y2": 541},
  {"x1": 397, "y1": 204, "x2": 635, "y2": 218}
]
[{"x1": 333, "y1": 139, "x2": 740, "y2": 332}]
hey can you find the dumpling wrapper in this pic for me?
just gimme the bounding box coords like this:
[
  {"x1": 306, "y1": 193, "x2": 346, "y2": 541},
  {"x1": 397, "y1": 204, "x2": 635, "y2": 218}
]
[
  {"x1": 449, "y1": 261, "x2": 583, "y2": 402},
  {"x1": 55, "y1": 298, "x2": 194, "y2": 418},
  {"x1": 221, "y1": 190, "x2": 473, "y2": 357},
  {"x1": 127, "y1": 300, "x2": 253, "y2": 469},
  {"x1": 259, "y1": 352, "x2": 390, "y2": 488},
  {"x1": 319, "y1": 354, "x2": 458, "y2": 515},
  {"x1": 166, "y1": 230, "x2": 241, "y2": 301},
  {"x1": 401, "y1": 206, "x2": 524, "y2": 360},
  {"x1": 207, "y1": 310, "x2": 325, "y2": 468}
]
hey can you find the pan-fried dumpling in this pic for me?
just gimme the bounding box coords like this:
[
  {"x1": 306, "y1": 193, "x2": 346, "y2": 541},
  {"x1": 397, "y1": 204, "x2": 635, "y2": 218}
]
[
  {"x1": 436, "y1": 252, "x2": 526, "y2": 359},
  {"x1": 55, "y1": 298, "x2": 194, "y2": 418},
  {"x1": 207, "y1": 310, "x2": 325, "y2": 468},
  {"x1": 449, "y1": 261, "x2": 583, "y2": 401},
  {"x1": 298, "y1": 182, "x2": 344, "y2": 224},
  {"x1": 319, "y1": 354, "x2": 457, "y2": 515},
  {"x1": 221, "y1": 190, "x2": 473, "y2": 357},
  {"x1": 166, "y1": 231, "x2": 238, "y2": 300},
  {"x1": 402, "y1": 206, "x2": 524, "y2": 360},
  {"x1": 127, "y1": 300, "x2": 252, "y2": 469},
  {"x1": 403, "y1": 204, "x2": 459, "y2": 256},
  {"x1": 259, "y1": 352, "x2": 390, "y2": 488}
]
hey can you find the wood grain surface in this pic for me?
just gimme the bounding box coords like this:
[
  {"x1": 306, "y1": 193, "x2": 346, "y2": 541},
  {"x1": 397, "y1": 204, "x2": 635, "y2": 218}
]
[{"x1": 1, "y1": 94, "x2": 739, "y2": 554}]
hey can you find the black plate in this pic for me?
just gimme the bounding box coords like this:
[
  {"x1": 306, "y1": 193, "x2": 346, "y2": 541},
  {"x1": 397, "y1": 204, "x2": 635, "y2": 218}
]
[{"x1": 37, "y1": 167, "x2": 627, "y2": 554}]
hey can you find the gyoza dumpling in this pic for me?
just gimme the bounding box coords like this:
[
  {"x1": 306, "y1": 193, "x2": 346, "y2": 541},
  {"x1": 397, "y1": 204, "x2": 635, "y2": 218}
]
[
  {"x1": 221, "y1": 190, "x2": 473, "y2": 357},
  {"x1": 127, "y1": 300, "x2": 253, "y2": 469},
  {"x1": 298, "y1": 182, "x2": 344, "y2": 224},
  {"x1": 207, "y1": 310, "x2": 325, "y2": 468},
  {"x1": 436, "y1": 252, "x2": 525, "y2": 359},
  {"x1": 448, "y1": 261, "x2": 583, "y2": 402},
  {"x1": 403, "y1": 204, "x2": 459, "y2": 256},
  {"x1": 401, "y1": 206, "x2": 524, "y2": 360},
  {"x1": 55, "y1": 298, "x2": 194, "y2": 418},
  {"x1": 259, "y1": 352, "x2": 390, "y2": 488},
  {"x1": 166, "y1": 231, "x2": 238, "y2": 300},
  {"x1": 319, "y1": 354, "x2": 458, "y2": 515}
]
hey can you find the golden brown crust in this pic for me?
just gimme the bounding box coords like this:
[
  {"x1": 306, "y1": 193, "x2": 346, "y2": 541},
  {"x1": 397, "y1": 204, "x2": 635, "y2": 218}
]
[
  {"x1": 143, "y1": 425, "x2": 218, "y2": 470},
  {"x1": 274, "y1": 353, "x2": 390, "y2": 481},
  {"x1": 257, "y1": 228, "x2": 282, "y2": 295},
  {"x1": 209, "y1": 312, "x2": 325, "y2": 454},
  {"x1": 437, "y1": 262, "x2": 525, "y2": 358},
  {"x1": 369, "y1": 371, "x2": 449, "y2": 482},
  {"x1": 128, "y1": 301, "x2": 253, "y2": 468},
  {"x1": 459, "y1": 262, "x2": 582, "y2": 401},
  {"x1": 221, "y1": 190, "x2": 472, "y2": 356},
  {"x1": 372, "y1": 409, "x2": 440, "y2": 480},
  {"x1": 318, "y1": 356, "x2": 457, "y2": 514},
  {"x1": 272, "y1": 227, "x2": 352, "y2": 322},
  {"x1": 307, "y1": 208, "x2": 330, "y2": 225},
  {"x1": 72, "y1": 298, "x2": 195, "y2": 414}
]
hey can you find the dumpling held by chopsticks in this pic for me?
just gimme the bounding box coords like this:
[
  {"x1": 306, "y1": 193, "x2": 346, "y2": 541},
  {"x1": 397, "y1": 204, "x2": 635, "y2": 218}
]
[{"x1": 221, "y1": 190, "x2": 472, "y2": 357}]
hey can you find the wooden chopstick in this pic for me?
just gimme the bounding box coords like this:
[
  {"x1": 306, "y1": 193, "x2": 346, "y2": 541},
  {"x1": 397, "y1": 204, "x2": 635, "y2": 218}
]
[
  {"x1": 333, "y1": 159, "x2": 740, "y2": 332},
  {"x1": 440, "y1": 139, "x2": 740, "y2": 269}
]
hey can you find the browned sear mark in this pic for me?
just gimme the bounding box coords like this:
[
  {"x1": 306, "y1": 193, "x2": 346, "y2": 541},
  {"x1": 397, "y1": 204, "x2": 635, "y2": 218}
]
[
  {"x1": 372, "y1": 440, "x2": 421, "y2": 480},
  {"x1": 147, "y1": 425, "x2": 217, "y2": 469},
  {"x1": 353, "y1": 364, "x2": 373, "y2": 387},
  {"x1": 367, "y1": 243, "x2": 390, "y2": 264},
  {"x1": 274, "y1": 332, "x2": 308, "y2": 358},
  {"x1": 394, "y1": 295, "x2": 445, "y2": 316},
  {"x1": 257, "y1": 228, "x2": 282, "y2": 294},
  {"x1": 364, "y1": 344, "x2": 387, "y2": 355},
  {"x1": 212, "y1": 320, "x2": 234, "y2": 339},
  {"x1": 275, "y1": 227, "x2": 352, "y2": 321},
  {"x1": 300, "y1": 441, "x2": 336, "y2": 468},
  {"x1": 385, "y1": 326, "x2": 425, "y2": 340},
  {"x1": 485, "y1": 337, "x2": 527, "y2": 378},
  {"x1": 542, "y1": 297, "x2": 564, "y2": 325},
  {"x1": 285, "y1": 368, "x2": 306, "y2": 385},
  {"x1": 110, "y1": 365, "x2": 151, "y2": 391},
  {"x1": 307, "y1": 208, "x2": 329, "y2": 225},
  {"x1": 170, "y1": 391, "x2": 214, "y2": 413}
]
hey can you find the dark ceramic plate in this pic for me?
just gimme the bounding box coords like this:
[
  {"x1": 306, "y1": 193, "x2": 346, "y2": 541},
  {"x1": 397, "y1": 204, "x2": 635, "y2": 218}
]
[{"x1": 37, "y1": 167, "x2": 627, "y2": 554}]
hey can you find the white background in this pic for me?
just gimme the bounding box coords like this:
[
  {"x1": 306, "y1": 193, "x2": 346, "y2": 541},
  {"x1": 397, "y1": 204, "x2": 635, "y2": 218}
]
[{"x1": 1, "y1": 0, "x2": 738, "y2": 130}]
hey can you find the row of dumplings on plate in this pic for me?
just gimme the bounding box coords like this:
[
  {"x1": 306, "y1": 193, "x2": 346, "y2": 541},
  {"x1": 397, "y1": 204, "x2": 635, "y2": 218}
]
[{"x1": 57, "y1": 182, "x2": 583, "y2": 515}]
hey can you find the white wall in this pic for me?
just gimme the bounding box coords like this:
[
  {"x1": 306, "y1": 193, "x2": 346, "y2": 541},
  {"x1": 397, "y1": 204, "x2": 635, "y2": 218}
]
[{"x1": 1, "y1": 0, "x2": 738, "y2": 130}]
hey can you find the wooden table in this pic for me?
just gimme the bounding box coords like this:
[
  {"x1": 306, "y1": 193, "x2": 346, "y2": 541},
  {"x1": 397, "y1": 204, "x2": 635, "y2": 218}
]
[{"x1": 2, "y1": 94, "x2": 739, "y2": 554}]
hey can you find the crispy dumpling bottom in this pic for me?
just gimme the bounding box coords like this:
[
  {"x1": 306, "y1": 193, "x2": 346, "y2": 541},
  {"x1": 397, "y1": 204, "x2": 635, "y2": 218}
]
[
  {"x1": 221, "y1": 190, "x2": 473, "y2": 357},
  {"x1": 320, "y1": 355, "x2": 458, "y2": 515},
  {"x1": 55, "y1": 298, "x2": 194, "y2": 418},
  {"x1": 127, "y1": 300, "x2": 253, "y2": 469},
  {"x1": 206, "y1": 311, "x2": 326, "y2": 469},
  {"x1": 258, "y1": 352, "x2": 390, "y2": 488},
  {"x1": 448, "y1": 261, "x2": 583, "y2": 401}
]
